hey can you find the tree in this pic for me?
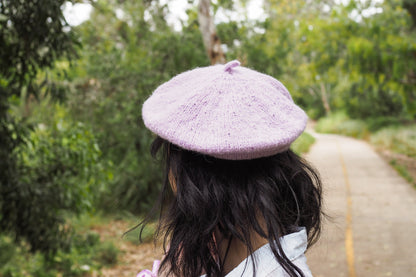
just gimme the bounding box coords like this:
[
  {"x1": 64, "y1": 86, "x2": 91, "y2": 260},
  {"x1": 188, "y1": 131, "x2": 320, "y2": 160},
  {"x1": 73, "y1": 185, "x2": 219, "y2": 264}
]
[
  {"x1": 66, "y1": 0, "x2": 209, "y2": 213},
  {"x1": 198, "y1": 0, "x2": 226, "y2": 64},
  {"x1": 255, "y1": 0, "x2": 416, "y2": 119},
  {"x1": 0, "y1": 0, "x2": 82, "y2": 253}
]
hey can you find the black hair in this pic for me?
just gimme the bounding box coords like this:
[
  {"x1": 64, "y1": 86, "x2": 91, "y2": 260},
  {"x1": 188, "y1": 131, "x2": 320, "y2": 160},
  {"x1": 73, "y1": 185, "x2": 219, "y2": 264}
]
[{"x1": 140, "y1": 136, "x2": 323, "y2": 277}]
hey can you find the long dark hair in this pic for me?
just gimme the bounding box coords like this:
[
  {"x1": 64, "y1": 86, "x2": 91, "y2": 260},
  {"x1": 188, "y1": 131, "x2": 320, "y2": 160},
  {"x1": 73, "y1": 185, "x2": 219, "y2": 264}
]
[{"x1": 141, "y1": 136, "x2": 323, "y2": 277}]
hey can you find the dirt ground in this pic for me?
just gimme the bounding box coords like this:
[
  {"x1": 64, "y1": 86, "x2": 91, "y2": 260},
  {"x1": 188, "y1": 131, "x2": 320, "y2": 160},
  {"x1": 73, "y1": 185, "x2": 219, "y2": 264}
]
[{"x1": 91, "y1": 220, "x2": 164, "y2": 277}]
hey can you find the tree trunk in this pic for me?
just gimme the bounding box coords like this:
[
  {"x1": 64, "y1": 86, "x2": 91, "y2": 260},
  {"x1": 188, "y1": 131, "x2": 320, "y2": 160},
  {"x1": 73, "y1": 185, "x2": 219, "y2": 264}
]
[
  {"x1": 198, "y1": 0, "x2": 226, "y2": 64},
  {"x1": 403, "y1": 0, "x2": 416, "y2": 28},
  {"x1": 320, "y1": 82, "x2": 331, "y2": 115}
]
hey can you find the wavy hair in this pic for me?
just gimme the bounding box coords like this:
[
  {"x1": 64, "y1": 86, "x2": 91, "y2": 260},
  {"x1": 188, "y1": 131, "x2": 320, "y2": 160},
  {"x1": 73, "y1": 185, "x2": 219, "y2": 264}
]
[{"x1": 140, "y1": 136, "x2": 323, "y2": 277}]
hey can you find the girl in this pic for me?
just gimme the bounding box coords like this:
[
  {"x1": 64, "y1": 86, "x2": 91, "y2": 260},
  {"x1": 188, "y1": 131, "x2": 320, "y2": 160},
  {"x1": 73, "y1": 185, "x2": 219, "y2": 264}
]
[{"x1": 138, "y1": 60, "x2": 323, "y2": 277}]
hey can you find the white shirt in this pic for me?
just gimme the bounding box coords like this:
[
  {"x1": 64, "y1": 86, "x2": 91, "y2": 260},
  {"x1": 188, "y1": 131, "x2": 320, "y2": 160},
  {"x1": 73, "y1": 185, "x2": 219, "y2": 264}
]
[{"x1": 201, "y1": 227, "x2": 313, "y2": 277}]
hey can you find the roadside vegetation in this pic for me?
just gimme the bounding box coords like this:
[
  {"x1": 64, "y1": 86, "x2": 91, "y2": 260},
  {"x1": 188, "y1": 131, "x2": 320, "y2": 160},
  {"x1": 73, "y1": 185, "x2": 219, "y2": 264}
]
[
  {"x1": 315, "y1": 113, "x2": 416, "y2": 187},
  {"x1": 292, "y1": 132, "x2": 316, "y2": 155}
]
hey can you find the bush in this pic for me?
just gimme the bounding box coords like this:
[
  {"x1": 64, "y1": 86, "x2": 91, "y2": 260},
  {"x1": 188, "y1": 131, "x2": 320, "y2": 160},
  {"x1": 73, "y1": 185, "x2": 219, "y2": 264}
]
[
  {"x1": 291, "y1": 132, "x2": 316, "y2": 155},
  {"x1": 316, "y1": 113, "x2": 416, "y2": 159},
  {"x1": 95, "y1": 241, "x2": 119, "y2": 266},
  {"x1": 0, "y1": 231, "x2": 119, "y2": 277},
  {"x1": 315, "y1": 112, "x2": 348, "y2": 133},
  {"x1": 0, "y1": 235, "x2": 16, "y2": 267},
  {"x1": 0, "y1": 104, "x2": 111, "y2": 254},
  {"x1": 337, "y1": 120, "x2": 369, "y2": 139},
  {"x1": 389, "y1": 160, "x2": 415, "y2": 186},
  {"x1": 0, "y1": 234, "x2": 50, "y2": 277},
  {"x1": 366, "y1": 116, "x2": 405, "y2": 132},
  {"x1": 371, "y1": 126, "x2": 416, "y2": 158},
  {"x1": 315, "y1": 112, "x2": 369, "y2": 139}
]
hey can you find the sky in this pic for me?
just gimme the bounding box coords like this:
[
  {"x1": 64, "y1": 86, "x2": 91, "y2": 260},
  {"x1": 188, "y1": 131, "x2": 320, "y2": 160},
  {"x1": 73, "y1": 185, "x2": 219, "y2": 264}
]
[
  {"x1": 63, "y1": 2, "x2": 93, "y2": 26},
  {"x1": 63, "y1": 0, "x2": 384, "y2": 28},
  {"x1": 63, "y1": 0, "x2": 265, "y2": 28}
]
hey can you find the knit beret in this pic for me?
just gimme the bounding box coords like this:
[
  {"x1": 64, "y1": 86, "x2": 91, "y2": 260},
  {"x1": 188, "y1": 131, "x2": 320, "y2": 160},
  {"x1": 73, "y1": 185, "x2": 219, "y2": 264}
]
[{"x1": 142, "y1": 60, "x2": 308, "y2": 160}]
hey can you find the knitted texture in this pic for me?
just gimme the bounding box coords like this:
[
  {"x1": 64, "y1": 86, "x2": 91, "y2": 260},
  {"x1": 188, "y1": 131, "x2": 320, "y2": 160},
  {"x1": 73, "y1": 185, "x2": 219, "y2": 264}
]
[{"x1": 142, "y1": 60, "x2": 308, "y2": 160}]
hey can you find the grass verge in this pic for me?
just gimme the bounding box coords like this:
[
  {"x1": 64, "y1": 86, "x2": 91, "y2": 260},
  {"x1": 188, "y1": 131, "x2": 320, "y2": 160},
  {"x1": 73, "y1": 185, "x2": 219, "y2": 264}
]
[
  {"x1": 389, "y1": 160, "x2": 416, "y2": 187},
  {"x1": 371, "y1": 126, "x2": 416, "y2": 158},
  {"x1": 315, "y1": 112, "x2": 416, "y2": 187},
  {"x1": 0, "y1": 213, "x2": 125, "y2": 277},
  {"x1": 291, "y1": 132, "x2": 316, "y2": 155},
  {"x1": 315, "y1": 112, "x2": 369, "y2": 139}
]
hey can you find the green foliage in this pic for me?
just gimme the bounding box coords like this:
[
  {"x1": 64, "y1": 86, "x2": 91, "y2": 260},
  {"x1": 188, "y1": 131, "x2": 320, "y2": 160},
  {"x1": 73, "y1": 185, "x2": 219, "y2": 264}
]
[
  {"x1": 389, "y1": 160, "x2": 416, "y2": 187},
  {"x1": 315, "y1": 113, "x2": 370, "y2": 139},
  {"x1": 343, "y1": 5, "x2": 415, "y2": 118},
  {"x1": 94, "y1": 241, "x2": 119, "y2": 266},
  {"x1": 65, "y1": 0, "x2": 209, "y2": 213},
  {"x1": 124, "y1": 223, "x2": 156, "y2": 245},
  {"x1": 0, "y1": 0, "x2": 79, "y2": 256},
  {"x1": 0, "y1": 235, "x2": 16, "y2": 266},
  {"x1": 69, "y1": 212, "x2": 112, "y2": 233},
  {"x1": 0, "y1": 0, "x2": 78, "y2": 98},
  {"x1": 316, "y1": 113, "x2": 416, "y2": 159},
  {"x1": 2, "y1": 1, "x2": 416, "y2": 268},
  {"x1": 0, "y1": 231, "x2": 118, "y2": 277},
  {"x1": 249, "y1": 0, "x2": 416, "y2": 120},
  {"x1": 371, "y1": 125, "x2": 416, "y2": 158},
  {"x1": 62, "y1": 0, "x2": 416, "y2": 215},
  {"x1": 366, "y1": 116, "x2": 407, "y2": 132},
  {"x1": 20, "y1": 104, "x2": 109, "y2": 212},
  {"x1": 291, "y1": 132, "x2": 316, "y2": 155},
  {"x1": 315, "y1": 114, "x2": 416, "y2": 188},
  {"x1": 0, "y1": 104, "x2": 110, "y2": 254}
]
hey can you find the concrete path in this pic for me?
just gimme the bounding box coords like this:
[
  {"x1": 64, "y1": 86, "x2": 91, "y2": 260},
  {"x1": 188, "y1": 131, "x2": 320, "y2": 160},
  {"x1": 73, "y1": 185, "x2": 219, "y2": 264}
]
[{"x1": 305, "y1": 132, "x2": 416, "y2": 277}]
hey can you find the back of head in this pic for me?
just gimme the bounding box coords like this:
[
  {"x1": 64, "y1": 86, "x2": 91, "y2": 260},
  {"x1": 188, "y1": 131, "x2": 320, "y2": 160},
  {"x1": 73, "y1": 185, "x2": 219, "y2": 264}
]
[
  {"x1": 141, "y1": 61, "x2": 323, "y2": 277},
  {"x1": 150, "y1": 137, "x2": 322, "y2": 277}
]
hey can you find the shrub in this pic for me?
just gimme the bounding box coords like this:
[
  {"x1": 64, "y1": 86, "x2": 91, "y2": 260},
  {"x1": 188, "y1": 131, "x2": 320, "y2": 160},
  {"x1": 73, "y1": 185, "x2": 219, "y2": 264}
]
[
  {"x1": 0, "y1": 235, "x2": 16, "y2": 267},
  {"x1": 95, "y1": 241, "x2": 119, "y2": 266},
  {"x1": 389, "y1": 160, "x2": 415, "y2": 186},
  {"x1": 315, "y1": 112, "x2": 349, "y2": 133},
  {"x1": 0, "y1": 234, "x2": 49, "y2": 277},
  {"x1": 0, "y1": 104, "x2": 111, "y2": 254},
  {"x1": 371, "y1": 126, "x2": 416, "y2": 158},
  {"x1": 315, "y1": 112, "x2": 369, "y2": 139},
  {"x1": 291, "y1": 132, "x2": 316, "y2": 155},
  {"x1": 366, "y1": 116, "x2": 404, "y2": 132},
  {"x1": 0, "y1": 231, "x2": 119, "y2": 277}
]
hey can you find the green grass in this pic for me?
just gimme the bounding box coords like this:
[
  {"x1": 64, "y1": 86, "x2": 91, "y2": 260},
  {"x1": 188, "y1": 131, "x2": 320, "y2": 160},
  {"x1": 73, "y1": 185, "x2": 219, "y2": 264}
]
[
  {"x1": 0, "y1": 232, "x2": 116, "y2": 277},
  {"x1": 70, "y1": 211, "x2": 157, "y2": 246},
  {"x1": 69, "y1": 212, "x2": 112, "y2": 232},
  {"x1": 315, "y1": 112, "x2": 369, "y2": 139},
  {"x1": 315, "y1": 113, "x2": 416, "y2": 158},
  {"x1": 123, "y1": 221, "x2": 156, "y2": 245},
  {"x1": 371, "y1": 126, "x2": 416, "y2": 158},
  {"x1": 291, "y1": 132, "x2": 316, "y2": 155},
  {"x1": 95, "y1": 241, "x2": 119, "y2": 266},
  {"x1": 316, "y1": 113, "x2": 416, "y2": 187},
  {"x1": 0, "y1": 213, "x2": 124, "y2": 277},
  {"x1": 389, "y1": 160, "x2": 416, "y2": 187}
]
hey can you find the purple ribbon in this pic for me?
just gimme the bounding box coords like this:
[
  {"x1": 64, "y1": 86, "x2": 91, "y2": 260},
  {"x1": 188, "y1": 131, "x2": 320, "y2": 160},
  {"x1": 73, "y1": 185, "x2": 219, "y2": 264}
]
[{"x1": 136, "y1": 260, "x2": 160, "y2": 277}]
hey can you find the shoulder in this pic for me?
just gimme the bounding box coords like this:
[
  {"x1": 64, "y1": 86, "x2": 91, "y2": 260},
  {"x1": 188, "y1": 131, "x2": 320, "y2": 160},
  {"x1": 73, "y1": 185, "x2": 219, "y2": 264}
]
[
  {"x1": 265, "y1": 255, "x2": 313, "y2": 277},
  {"x1": 225, "y1": 228, "x2": 313, "y2": 277}
]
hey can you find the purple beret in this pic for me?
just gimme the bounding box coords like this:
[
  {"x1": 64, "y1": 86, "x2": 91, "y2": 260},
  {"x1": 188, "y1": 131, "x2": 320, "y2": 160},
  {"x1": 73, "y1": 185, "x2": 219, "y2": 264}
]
[{"x1": 142, "y1": 60, "x2": 307, "y2": 160}]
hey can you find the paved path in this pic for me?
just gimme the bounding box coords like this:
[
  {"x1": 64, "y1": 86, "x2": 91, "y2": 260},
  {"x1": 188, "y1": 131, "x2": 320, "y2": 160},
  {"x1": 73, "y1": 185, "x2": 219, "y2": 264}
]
[{"x1": 305, "y1": 132, "x2": 416, "y2": 277}]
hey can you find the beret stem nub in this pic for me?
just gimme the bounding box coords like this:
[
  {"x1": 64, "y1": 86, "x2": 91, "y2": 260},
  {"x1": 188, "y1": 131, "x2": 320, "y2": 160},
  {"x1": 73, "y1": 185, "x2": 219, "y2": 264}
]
[{"x1": 224, "y1": 60, "x2": 241, "y2": 73}]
